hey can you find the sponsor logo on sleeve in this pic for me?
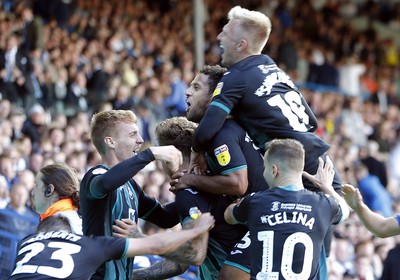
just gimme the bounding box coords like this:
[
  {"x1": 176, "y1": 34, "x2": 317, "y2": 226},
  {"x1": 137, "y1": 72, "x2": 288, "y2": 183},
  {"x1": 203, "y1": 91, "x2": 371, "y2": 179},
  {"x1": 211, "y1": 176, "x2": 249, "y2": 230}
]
[
  {"x1": 212, "y1": 82, "x2": 223, "y2": 98},
  {"x1": 214, "y1": 144, "x2": 231, "y2": 166}
]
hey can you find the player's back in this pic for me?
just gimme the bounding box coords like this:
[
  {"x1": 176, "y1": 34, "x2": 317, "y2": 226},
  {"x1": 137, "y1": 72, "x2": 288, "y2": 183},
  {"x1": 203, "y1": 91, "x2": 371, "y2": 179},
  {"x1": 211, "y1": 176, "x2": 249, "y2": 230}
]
[
  {"x1": 244, "y1": 187, "x2": 341, "y2": 280},
  {"x1": 9, "y1": 232, "x2": 126, "y2": 280},
  {"x1": 215, "y1": 55, "x2": 329, "y2": 159}
]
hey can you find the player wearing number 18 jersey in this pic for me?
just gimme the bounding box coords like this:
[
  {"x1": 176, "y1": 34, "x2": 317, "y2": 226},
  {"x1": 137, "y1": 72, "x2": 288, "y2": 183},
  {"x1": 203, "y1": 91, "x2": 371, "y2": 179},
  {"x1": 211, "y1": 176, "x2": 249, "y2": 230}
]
[
  {"x1": 192, "y1": 6, "x2": 341, "y2": 193},
  {"x1": 225, "y1": 139, "x2": 349, "y2": 280}
]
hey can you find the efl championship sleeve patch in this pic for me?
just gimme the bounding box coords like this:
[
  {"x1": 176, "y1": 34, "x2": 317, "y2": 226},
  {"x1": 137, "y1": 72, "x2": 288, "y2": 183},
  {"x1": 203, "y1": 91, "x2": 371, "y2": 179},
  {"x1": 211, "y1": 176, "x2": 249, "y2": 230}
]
[
  {"x1": 212, "y1": 82, "x2": 224, "y2": 98},
  {"x1": 214, "y1": 144, "x2": 231, "y2": 166}
]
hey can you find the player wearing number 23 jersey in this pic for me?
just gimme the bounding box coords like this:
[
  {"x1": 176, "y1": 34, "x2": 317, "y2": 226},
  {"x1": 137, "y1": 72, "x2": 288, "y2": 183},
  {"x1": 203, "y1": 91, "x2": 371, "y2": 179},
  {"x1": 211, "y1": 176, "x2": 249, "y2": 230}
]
[
  {"x1": 230, "y1": 186, "x2": 343, "y2": 280},
  {"x1": 9, "y1": 231, "x2": 127, "y2": 280}
]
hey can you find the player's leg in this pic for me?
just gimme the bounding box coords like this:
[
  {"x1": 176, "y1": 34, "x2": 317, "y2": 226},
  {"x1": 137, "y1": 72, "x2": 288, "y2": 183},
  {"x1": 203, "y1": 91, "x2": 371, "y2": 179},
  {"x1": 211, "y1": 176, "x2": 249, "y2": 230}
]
[{"x1": 218, "y1": 231, "x2": 251, "y2": 280}]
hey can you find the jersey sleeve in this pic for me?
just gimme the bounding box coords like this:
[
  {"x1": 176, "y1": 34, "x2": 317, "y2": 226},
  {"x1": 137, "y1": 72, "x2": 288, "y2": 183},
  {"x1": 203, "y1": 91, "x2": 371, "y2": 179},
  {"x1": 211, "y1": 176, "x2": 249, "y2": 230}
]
[
  {"x1": 192, "y1": 73, "x2": 245, "y2": 152},
  {"x1": 206, "y1": 123, "x2": 247, "y2": 175},
  {"x1": 232, "y1": 194, "x2": 252, "y2": 224},
  {"x1": 95, "y1": 236, "x2": 128, "y2": 260},
  {"x1": 138, "y1": 189, "x2": 180, "y2": 228},
  {"x1": 85, "y1": 149, "x2": 155, "y2": 199},
  {"x1": 323, "y1": 194, "x2": 343, "y2": 225}
]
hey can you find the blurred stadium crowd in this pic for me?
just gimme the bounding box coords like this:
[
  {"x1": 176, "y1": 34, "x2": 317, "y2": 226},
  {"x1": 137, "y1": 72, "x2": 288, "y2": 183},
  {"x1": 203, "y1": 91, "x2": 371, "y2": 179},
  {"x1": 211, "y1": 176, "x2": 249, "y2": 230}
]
[{"x1": 0, "y1": 0, "x2": 400, "y2": 279}]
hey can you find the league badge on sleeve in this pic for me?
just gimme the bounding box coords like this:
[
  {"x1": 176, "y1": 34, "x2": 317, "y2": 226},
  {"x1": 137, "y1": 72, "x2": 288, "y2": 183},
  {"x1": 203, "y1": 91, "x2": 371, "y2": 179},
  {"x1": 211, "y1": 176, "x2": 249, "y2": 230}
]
[
  {"x1": 214, "y1": 144, "x2": 231, "y2": 166},
  {"x1": 212, "y1": 82, "x2": 223, "y2": 98}
]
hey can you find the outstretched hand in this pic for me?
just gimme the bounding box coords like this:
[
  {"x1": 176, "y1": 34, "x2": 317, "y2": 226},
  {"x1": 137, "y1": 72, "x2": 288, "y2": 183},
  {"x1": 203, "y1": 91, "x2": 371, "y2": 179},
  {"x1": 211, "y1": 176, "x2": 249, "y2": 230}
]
[
  {"x1": 342, "y1": 183, "x2": 363, "y2": 211},
  {"x1": 302, "y1": 156, "x2": 335, "y2": 192}
]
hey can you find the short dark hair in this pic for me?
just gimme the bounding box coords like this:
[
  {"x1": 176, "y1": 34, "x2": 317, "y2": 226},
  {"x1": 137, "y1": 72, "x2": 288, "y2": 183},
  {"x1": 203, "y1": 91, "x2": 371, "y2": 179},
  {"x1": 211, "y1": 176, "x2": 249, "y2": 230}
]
[{"x1": 199, "y1": 65, "x2": 227, "y2": 95}]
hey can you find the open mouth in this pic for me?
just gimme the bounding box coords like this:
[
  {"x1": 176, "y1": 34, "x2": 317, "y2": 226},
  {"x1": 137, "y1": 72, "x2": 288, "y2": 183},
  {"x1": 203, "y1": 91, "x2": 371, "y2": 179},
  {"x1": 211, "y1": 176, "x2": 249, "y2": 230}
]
[{"x1": 186, "y1": 100, "x2": 192, "y2": 112}]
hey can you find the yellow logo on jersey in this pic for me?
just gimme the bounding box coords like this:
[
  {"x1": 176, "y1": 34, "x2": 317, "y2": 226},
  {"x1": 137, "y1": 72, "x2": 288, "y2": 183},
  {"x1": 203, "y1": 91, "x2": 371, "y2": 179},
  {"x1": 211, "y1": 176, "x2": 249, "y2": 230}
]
[
  {"x1": 214, "y1": 144, "x2": 231, "y2": 166},
  {"x1": 212, "y1": 82, "x2": 223, "y2": 98}
]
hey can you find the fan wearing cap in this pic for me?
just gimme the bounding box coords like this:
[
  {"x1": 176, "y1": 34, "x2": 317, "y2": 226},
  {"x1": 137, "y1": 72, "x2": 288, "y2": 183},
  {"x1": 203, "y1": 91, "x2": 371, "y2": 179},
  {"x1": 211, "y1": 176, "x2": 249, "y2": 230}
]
[{"x1": 32, "y1": 162, "x2": 82, "y2": 234}]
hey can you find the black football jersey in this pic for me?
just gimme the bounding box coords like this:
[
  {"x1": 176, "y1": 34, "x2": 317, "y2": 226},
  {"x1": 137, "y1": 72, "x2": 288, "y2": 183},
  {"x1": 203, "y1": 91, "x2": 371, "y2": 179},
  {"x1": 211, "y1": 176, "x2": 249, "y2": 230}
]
[
  {"x1": 232, "y1": 186, "x2": 342, "y2": 280},
  {"x1": 9, "y1": 232, "x2": 126, "y2": 280},
  {"x1": 205, "y1": 119, "x2": 268, "y2": 194},
  {"x1": 195, "y1": 54, "x2": 329, "y2": 163}
]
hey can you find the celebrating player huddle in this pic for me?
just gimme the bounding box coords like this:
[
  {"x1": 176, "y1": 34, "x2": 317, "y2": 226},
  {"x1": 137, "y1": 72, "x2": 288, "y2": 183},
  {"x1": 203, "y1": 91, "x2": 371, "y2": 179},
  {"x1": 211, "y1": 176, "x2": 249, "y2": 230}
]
[{"x1": 8, "y1": 5, "x2": 356, "y2": 280}]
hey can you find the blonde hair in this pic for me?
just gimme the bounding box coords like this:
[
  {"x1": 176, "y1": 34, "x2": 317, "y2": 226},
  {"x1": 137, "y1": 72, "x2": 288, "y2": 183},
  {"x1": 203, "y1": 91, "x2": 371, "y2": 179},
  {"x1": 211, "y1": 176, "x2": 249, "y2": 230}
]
[
  {"x1": 90, "y1": 110, "x2": 137, "y2": 155},
  {"x1": 264, "y1": 139, "x2": 305, "y2": 173},
  {"x1": 228, "y1": 6, "x2": 272, "y2": 53}
]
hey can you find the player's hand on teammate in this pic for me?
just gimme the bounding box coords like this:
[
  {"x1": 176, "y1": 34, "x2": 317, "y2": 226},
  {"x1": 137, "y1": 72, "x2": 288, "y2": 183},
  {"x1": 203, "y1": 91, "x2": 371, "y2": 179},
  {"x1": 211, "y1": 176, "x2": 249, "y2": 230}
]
[
  {"x1": 302, "y1": 156, "x2": 335, "y2": 192},
  {"x1": 113, "y1": 219, "x2": 144, "y2": 238},
  {"x1": 189, "y1": 150, "x2": 207, "y2": 175},
  {"x1": 192, "y1": 212, "x2": 215, "y2": 232},
  {"x1": 150, "y1": 146, "x2": 183, "y2": 173},
  {"x1": 342, "y1": 184, "x2": 363, "y2": 211},
  {"x1": 169, "y1": 171, "x2": 189, "y2": 193}
]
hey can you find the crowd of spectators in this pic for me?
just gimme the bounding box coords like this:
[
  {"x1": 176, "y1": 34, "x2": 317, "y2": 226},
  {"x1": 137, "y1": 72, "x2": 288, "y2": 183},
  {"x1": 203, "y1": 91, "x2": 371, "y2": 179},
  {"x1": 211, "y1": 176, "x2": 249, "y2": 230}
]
[{"x1": 0, "y1": 0, "x2": 400, "y2": 279}]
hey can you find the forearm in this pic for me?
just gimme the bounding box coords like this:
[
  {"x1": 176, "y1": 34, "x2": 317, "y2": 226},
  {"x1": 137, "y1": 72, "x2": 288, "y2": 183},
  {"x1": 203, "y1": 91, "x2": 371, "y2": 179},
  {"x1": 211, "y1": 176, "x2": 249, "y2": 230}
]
[
  {"x1": 182, "y1": 172, "x2": 247, "y2": 195},
  {"x1": 355, "y1": 203, "x2": 400, "y2": 238},
  {"x1": 224, "y1": 204, "x2": 238, "y2": 225},
  {"x1": 162, "y1": 220, "x2": 209, "y2": 265},
  {"x1": 94, "y1": 149, "x2": 154, "y2": 194},
  {"x1": 192, "y1": 107, "x2": 227, "y2": 152},
  {"x1": 132, "y1": 259, "x2": 187, "y2": 280},
  {"x1": 126, "y1": 225, "x2": 205, "y2": 257}
]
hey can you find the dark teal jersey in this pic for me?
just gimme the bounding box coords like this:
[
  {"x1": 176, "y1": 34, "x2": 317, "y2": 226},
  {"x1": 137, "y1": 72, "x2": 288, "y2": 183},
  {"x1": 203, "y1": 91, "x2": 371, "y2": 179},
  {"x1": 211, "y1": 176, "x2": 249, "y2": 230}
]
[{"x1": 80, "y1": 149, "x2": 179, "y2": 280}]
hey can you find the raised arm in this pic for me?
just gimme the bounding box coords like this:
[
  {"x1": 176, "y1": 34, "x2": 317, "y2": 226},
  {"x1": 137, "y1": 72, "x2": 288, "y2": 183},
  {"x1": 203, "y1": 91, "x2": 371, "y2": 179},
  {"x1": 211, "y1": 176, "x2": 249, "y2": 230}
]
[
  {"x1": 88, "y1": 149, "x2": 156, "y2": 198},
  {"x1": 89, "y1": 147, "x2": 182, "y2": 198},
  {"x1": 342, "y1": 184, "x2": 400, "y2": 238}
]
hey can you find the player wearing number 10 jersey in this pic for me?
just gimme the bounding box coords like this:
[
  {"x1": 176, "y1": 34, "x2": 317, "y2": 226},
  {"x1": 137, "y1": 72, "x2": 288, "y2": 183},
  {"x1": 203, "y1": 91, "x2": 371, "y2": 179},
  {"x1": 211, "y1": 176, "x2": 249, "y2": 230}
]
[{"x1": 224, "y1": 139, "x2": 349, "y2": 280}]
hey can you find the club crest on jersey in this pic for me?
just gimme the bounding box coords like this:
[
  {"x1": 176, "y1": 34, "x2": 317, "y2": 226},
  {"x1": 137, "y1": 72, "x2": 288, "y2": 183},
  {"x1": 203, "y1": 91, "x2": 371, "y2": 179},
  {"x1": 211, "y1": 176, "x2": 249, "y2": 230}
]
[
  {"x1": 212, "y1": 82, "x2": 223, "y2": 98},
  {"x1": 214, "y1": 144, "x2": 231, "y2": 166},
  {"x1": 271, "y1": 201, "x2": 280, "y2": 211}
]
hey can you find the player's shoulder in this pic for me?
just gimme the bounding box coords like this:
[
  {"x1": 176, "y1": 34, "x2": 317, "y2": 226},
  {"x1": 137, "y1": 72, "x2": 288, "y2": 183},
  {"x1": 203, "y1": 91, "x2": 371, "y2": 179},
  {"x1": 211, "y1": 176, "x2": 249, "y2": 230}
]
[
  {"x1": 217, "y1": 119, "x2": 244, "y2": 134},
  {"x1": 82, "y1": 165, "x2": 108, "y2": 181}
]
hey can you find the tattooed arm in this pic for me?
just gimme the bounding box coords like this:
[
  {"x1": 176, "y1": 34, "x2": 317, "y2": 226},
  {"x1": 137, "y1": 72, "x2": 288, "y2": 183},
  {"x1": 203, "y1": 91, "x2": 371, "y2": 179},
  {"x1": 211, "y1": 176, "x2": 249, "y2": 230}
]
[
  {"x1": 132, "y1": 260, "x2": 188, "y2": 280},
  {"x1": 161, "y1": 218, "x2": 209, "y2": 265},
  {"x1": 131, "y1": 218, "x2": 209, "y2": 279}
]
